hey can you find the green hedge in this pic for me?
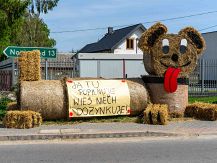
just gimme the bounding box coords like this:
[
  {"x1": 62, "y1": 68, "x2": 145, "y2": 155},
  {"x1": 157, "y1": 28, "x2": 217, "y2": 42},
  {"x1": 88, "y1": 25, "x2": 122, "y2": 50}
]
[{"x1": 0, "y1": 97, "x2": 12, "y2": 120}]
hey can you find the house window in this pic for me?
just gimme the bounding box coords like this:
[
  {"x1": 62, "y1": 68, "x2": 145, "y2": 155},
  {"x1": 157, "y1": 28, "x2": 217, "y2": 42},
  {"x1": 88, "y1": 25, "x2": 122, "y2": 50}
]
[{"x1": 126, "y1": 38, "x2": 134, "y2": 49}]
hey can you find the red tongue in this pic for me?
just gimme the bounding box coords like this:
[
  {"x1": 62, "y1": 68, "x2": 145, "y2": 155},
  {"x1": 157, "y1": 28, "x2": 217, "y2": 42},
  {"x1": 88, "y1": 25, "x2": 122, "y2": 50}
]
[{"x1": 164, "y1": 67, "x2": 181, "y2": 93}]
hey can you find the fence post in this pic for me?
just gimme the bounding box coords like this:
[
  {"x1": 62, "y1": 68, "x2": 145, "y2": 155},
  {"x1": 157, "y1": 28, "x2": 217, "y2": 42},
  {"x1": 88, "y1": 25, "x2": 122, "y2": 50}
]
[
  {"x1": 72, "y1": 56, "x2": 76, "y2": 78},
  {"x1": 45, "y1": 59, "x2": 48, "y2": 80},
  {"x1": 97, "y1": 60, "x2": 100, "y2": 78},
  {"x1": 11, "y1": 58, "x2": 15, "y2": 86},
  {"x1": 123, "y1": 59, "x2": 126, "y2": 79},
  {"x1": 201, "y1": 59, "x2": 205, "y2": 93}
]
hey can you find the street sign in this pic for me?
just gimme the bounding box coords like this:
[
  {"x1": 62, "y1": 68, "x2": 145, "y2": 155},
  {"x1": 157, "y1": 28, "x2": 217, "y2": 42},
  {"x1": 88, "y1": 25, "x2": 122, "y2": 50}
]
[{"x1": 3, "y1": 46, "x2": 57, "y2": 59}]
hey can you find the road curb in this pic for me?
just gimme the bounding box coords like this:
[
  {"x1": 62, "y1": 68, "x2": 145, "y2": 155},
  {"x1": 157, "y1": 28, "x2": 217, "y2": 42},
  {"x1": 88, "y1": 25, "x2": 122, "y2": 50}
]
[{"x1": 0, "y1": 131, "x2": 183, "y2": 141}]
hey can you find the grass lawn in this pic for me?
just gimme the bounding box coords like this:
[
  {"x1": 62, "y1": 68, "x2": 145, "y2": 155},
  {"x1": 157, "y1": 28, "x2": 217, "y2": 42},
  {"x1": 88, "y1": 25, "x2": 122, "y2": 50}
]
[
  {"x1": 188, "y1": 96, "x2": 217, "y2": 104},
  {"x1": 1, "y1": 96, "x2": 216, "y2": 126},
  {"x1": 43, "y1": 116, "x2": 141, "y2": 125}
]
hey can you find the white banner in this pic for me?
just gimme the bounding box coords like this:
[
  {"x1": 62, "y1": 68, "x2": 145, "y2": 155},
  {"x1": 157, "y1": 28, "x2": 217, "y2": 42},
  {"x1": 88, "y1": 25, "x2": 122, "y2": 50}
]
[{"x1": 66, "y1": 80, "x2": 131, "y2": 117}]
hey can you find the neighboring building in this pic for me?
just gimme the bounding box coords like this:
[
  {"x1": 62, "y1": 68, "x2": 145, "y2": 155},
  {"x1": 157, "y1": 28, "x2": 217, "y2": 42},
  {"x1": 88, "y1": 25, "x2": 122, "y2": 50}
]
[
  {"x1": 40, "y1": 53, "x2": 74, "y2": 80},
  {"x1": 193, "y1": 31, "x2": 217, "y2": 81},
  {"x1": 79, "y1": 24, "x2": 146, "y2": 54},
  {"x1": 201, "y1": 31, "x2": 217, "y2": 59},
  {"x1": 72, "y1": 53, "x2": 147, "y2": 78}
]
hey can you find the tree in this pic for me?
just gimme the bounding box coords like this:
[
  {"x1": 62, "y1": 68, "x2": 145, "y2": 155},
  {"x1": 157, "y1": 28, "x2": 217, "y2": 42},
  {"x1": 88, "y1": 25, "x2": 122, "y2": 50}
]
[
  {"x1": 0, "y1": 0, "x2": 58, "y2": 61},
  {"x1": 13, "y1": 13, "x2": 56, "y2": 47},
  {"x1": 29, "y1": 0, "x2": 59, "y2": 15},
  {"x1": 0, "y1": 0, "x2": 28, "y2": 58}
]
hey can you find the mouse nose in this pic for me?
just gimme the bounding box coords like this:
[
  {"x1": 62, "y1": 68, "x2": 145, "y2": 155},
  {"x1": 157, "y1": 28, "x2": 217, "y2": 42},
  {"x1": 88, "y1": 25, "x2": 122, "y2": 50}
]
[{"x1": 171, "y1": 54, "x2": 179, "y2": 62}]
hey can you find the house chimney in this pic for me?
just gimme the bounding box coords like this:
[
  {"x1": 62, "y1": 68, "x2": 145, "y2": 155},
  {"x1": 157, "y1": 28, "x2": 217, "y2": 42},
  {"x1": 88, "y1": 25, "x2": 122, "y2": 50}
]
[{"x1": 108, "y1": 27, "x2": 113, "y2": 34}]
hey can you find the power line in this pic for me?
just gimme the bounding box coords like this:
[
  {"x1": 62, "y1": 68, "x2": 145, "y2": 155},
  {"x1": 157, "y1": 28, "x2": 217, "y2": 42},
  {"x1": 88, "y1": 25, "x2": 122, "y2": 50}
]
[
  {"x1": 51, "y1": 10, "x2": 217, "y2": 33},
  {"x1": 199, "y1": 24, "x2": 217, "y2": 32}
]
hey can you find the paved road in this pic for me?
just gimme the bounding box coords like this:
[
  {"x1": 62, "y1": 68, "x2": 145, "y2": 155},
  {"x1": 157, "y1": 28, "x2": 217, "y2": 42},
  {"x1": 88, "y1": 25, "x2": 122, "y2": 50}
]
[
  {"x1": 0, "y1": 137, "x2": 217, "y2": 163},
  {"x1": 1, "y1": 121, "x2": 217, "y2": 137}
]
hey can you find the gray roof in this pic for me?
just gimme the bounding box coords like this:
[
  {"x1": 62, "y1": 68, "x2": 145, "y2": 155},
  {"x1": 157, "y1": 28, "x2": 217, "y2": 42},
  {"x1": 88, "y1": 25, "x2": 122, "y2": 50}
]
[
  {"x1": 79, "y1": 24, "x2": 146, "y2": 53},
  {"x1": 41, "y1": 53, "x2": 74, "y2": 68}
]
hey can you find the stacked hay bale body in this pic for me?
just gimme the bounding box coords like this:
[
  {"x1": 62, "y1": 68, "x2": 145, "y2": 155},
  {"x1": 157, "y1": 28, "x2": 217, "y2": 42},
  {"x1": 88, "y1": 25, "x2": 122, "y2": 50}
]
[
  {"x1": 19, "y1": 51, "x2": 41, "y2": 81},
  {"x1": 144, "y1": 104, "x2": 168, "y2": 125},
  {"x1": 17, "y1": 51, "x2": 149, "y2": 120},
  {"x1": 17, "y1": 51, "x2": 150, "y2": 120},
  {"x1": 3, "y1": 50, "x2": 43, "y2": 129},
  {"x1": 3, "y1": 111, "x2": 42, "y2": 129},
  {"x1": 185, "y1": 102, "x2": 217, "y2": 121}
]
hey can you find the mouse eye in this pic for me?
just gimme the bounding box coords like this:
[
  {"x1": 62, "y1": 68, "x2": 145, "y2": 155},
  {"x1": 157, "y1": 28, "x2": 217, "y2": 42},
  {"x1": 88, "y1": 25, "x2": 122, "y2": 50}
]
[
  {"x1": 162, "y1": 39, "x2": 169, "y2": 54},
  {"x1": 180, "y1": 39, "x2": 187, "y2": 54}
]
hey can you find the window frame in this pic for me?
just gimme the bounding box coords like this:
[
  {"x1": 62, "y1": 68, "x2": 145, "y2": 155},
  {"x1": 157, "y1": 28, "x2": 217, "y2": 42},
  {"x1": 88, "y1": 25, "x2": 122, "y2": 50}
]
[{"x1": 126, "y1": 38, "x2": 134, "y2": 50}]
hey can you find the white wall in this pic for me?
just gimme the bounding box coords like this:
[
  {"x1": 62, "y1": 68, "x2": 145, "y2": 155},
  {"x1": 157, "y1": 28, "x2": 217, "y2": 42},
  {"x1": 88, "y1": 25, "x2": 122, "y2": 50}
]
[
  {"x1": 79, "y1": 59, "x2": 146, "y2": 78},
  {"x1": 79, "y1": 60, "x2": 98, "y2": 77},
  {"x1": 77, "y1": 53, "x2": 147, "y2": 78},
  {"x1": 113, "y1": 28, "x2": 144, "y2": 54},
  {"x1": 201, "y1": 32, "x2": 217, "y2": 59}
]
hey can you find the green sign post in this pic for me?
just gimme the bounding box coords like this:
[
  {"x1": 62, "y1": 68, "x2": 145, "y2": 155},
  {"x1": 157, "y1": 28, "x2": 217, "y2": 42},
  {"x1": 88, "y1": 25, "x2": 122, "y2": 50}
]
[
  {"x1": 3, "y1": 46, "x2": 57, "y2": 80},
  {"x1": 3, "y1": 46, "x2": 57, "y2": 59}
]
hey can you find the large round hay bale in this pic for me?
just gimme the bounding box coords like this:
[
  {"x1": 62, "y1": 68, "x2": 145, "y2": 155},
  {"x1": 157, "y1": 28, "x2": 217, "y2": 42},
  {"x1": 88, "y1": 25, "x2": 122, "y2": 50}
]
[
  {"x1": 124, "y1": 78, "x2": 149, "y2": 115},
  {"x1": 19, "y1": 80, "x2": 67, "y2": 120},
  {"x1": 19, "y1": 78, "x2": 149, "y2": 120}
]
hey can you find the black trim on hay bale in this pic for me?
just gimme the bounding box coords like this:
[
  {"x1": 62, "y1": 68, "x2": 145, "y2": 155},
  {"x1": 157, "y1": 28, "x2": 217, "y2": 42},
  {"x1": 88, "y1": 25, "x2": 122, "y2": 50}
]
[{"x1": 141, "y1": 75, "x2": 189, "y2": 85}]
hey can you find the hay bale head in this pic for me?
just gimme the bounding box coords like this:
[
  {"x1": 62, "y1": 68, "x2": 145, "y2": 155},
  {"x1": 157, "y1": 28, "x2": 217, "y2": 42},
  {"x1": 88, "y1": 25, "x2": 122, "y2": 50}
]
[
  {"x1": 19, "y1": 78, "x2": 149, "y2": 120},
  {"x1": 18, "y1": 50, "x2": 41, "y2": 81},
  {"x1": 138, "y1": 22, "x2": 206, "y2": 78}
]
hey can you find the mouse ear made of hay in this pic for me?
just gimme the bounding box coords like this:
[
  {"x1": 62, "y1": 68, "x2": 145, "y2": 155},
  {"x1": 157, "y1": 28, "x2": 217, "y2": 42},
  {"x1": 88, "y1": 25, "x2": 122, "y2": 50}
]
[
  {"x1": 178, "y1": 27, "x2": 206, "y2": 55},
  {"x1": 138, "y1": 22, "x2": 167, "y2": 55}
]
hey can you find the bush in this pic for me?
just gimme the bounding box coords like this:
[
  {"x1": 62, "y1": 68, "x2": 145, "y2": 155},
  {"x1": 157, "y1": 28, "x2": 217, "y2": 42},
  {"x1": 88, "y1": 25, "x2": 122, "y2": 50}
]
[
  {"x1": 0, "y1": 97, "x2": 12, "y2": 120},
  {"x1": 0, "y1": 110, "x2": 6, "y2": 121}
]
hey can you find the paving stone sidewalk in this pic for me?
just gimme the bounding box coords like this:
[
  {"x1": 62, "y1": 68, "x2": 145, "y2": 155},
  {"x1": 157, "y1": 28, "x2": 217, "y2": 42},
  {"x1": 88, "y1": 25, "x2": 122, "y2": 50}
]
[{"x1": 0, "y1": 120, "x2": 216, "y2": 141}]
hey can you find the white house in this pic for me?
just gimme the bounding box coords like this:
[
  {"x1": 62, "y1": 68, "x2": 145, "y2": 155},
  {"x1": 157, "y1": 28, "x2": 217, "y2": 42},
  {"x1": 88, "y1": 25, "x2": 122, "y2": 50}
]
[
  {"x1": 79, "y1": 24, "x2": 146, "y2": 54},
  {"x1": 76, "y1": 24, "x2": 147, "y2": 78}
]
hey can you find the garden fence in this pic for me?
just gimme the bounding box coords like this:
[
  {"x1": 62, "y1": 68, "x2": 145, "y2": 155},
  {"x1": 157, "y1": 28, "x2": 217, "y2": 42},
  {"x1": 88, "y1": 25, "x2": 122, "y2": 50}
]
[{"x1": 0, "y1": 56, "x2": 217, "y2": 97}]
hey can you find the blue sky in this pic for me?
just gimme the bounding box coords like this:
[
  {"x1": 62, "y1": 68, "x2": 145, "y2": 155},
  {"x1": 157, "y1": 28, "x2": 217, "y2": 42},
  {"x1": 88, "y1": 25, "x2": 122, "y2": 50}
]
[{"x1": 41, "y1": 0, "x2": 217, "y2": 52}]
